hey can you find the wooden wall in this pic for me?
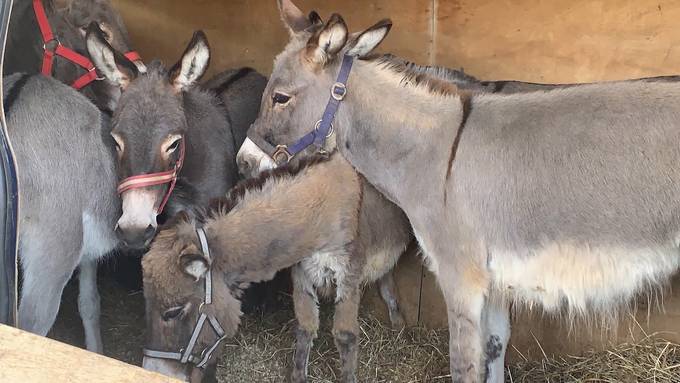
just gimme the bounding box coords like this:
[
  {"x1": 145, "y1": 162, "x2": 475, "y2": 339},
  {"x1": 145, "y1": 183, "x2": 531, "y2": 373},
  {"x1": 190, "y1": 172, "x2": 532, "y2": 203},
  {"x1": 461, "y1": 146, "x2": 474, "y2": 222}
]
[{"x1": 111, "y1": 0, "x2": 680, "y2": 360}]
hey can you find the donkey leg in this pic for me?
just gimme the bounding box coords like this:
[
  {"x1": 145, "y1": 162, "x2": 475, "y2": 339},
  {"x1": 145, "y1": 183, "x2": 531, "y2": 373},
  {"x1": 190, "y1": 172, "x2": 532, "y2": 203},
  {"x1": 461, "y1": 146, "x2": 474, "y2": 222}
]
[
  {"x1": 332, "y1": 285, "x2": 361, "y2": 383},
  {"x1": 435, "y1": 257, "x2": 488, "y2": 383},
  {"x1": 291, "y1": 265, "x2": 319, "y2": 383},
  {"x1": 482, "y1": 301, "x2": 510, "y2": 383},
  {"x1": 18, "y1": 236, "x2": 80, "y2": 336},
  {"x1": 78, "y1": 257, "x2": 103, "y2": 353},
  {"x1": 377, "y1": 270, "x2": 405, "y2": 329}
]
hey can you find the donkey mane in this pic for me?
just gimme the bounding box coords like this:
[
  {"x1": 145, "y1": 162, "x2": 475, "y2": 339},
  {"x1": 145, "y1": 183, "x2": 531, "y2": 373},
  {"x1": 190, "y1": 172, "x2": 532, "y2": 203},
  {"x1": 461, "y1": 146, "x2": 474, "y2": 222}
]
[
  {"x1": 204, "y1": 154, "x2": 332, "y2": 221},
  {"x1": 371, "y1": 54, "x2": 474, "y2": 98}
]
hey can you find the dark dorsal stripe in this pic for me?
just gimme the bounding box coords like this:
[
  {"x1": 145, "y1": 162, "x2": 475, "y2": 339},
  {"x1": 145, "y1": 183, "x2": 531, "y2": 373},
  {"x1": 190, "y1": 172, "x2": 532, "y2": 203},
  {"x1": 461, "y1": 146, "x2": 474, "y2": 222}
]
[
  {"x1": 3, "y1": 74, "x2": 31, "y2": 119},
  {"x1": 444, "y1": 95, "x2": 473, "y2": 203},
  {"x1": 203, "y1": 153, "x2": 332, "y2": 222}
]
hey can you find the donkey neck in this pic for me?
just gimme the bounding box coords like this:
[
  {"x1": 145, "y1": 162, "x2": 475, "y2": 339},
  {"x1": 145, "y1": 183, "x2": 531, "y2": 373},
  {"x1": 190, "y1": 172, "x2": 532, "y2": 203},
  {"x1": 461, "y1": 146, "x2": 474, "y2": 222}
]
[
  {"x1": 336, "y1": 59, "x2": 467, "y2": 209},
  {"x1": 203, "y1": 155, "x2": 361, "y2": 285}
]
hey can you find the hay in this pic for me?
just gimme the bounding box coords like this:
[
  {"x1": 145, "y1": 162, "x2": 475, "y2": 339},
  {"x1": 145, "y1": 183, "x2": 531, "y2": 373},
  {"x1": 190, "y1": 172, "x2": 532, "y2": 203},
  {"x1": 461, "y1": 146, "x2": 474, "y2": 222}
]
[
  {"x1": 217, "y1": 296, "x2": 680, "y2": 383},
  {"x1": 49, "y1": 275, "x2": 680, "y2": 382},
  {"x1": 507, "y1": 334, "x2": 680, "y2": 383}
]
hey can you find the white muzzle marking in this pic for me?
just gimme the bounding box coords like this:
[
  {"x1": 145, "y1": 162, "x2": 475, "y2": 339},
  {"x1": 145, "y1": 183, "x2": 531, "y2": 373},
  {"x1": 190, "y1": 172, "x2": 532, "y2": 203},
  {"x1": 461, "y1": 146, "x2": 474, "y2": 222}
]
[
  {"x1": 142, "y1": 356, "x2": 188, "y2": 381},
  {"x1": 117, "y1": 189, "x2": 158, "y2": 231},
  {"x1": 236, "y1": 137, "x2": 277, "y2": 175}
]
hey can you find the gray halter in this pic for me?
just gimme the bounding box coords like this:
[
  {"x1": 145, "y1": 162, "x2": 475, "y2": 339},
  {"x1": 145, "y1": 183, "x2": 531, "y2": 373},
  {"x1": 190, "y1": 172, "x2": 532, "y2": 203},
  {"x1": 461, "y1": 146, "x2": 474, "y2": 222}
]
[{"x1": 143, "y1": 227, "x2": 227, "y2": 369}]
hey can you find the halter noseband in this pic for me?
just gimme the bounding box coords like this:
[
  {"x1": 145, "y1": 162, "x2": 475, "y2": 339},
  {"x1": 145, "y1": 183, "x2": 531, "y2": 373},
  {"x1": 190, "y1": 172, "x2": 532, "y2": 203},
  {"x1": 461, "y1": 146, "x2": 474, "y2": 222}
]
[
  {"x1": 143, "y1": 227, "x2": 227, "y2": 369},
  {"x1": 116, "y1": 139, "x2": 186, "y2": 215},
  {"x1": 248, "y1": 54, "x2": 355, "y2": 165},
  {"x1": 33, "y1": 0, "x2": 142, "y2": 90}
]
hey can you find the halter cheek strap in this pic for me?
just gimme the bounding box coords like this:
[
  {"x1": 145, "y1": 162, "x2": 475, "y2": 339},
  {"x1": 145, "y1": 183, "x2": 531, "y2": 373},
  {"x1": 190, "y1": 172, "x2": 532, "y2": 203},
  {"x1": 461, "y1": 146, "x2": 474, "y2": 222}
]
[
  {"x1": 142, "y1": 227, "x2": 228, "y2": 369},
  {"x1": 269, "y1": 54, "x2": 355, "y2": 164},
  {"x1": 33, "y1": 0, "x2": 142, "y2": 90},
  {"x1": 116, "y1": 139, "x2": 185, "y2": 215}
]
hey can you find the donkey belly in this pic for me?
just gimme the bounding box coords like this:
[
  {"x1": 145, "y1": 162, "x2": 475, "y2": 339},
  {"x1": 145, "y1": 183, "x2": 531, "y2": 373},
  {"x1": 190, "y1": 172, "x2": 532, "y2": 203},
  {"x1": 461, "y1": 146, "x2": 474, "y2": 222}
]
[
  {"x1": 357, "y1": 179, "x2": 411, "y2": 283},
  {"x1": 489, "y1": 243, "x2": 680, "y2": 314}
]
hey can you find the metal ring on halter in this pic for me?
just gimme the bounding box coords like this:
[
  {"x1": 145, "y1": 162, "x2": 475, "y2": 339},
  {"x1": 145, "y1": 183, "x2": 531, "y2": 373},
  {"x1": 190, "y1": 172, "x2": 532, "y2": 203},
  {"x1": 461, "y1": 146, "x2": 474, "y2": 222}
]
[
  {"x1": 314, "y1": 119, "x2": 334, "y2": 138},
  {"x1": 89, "y1": 66, "x2": 105, "y2": 81},
  {"x1": 272, "y1": 145, "x2": 292, "y2": 164},
  {"x1": 42, "y1": 37, "x2": 60, "y2": 51},
  {"x1": 331, "y1": 82, "x2": 347, "y2": 101}
]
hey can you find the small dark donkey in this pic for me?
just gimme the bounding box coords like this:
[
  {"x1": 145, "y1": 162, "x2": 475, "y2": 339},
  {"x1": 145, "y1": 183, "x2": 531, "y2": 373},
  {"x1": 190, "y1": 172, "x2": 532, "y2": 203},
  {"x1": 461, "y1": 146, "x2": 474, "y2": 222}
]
[
  {"x1": 5, "y1": 0, "x2": 144, "y2": 112},
  {"x1": 142, "y1": 154, "x2": 403, "y2": 383}
]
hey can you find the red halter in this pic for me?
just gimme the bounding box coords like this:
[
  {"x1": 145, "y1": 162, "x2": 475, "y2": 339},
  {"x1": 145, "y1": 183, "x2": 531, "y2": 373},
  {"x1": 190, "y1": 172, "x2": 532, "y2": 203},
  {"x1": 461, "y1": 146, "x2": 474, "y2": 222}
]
[
  {"x1": 32, "y1": 0, "x2": 141, "y2": 90},
  {"x1": 116, "y1": 140, "x2": 186, "y2": 215}
]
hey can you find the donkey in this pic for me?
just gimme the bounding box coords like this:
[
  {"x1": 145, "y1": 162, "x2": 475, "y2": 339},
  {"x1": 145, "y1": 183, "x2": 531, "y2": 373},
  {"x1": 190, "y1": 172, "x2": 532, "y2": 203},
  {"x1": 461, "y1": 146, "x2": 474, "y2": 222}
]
[
  {"x1": 236, "y1": 4, "x2": 411, "y2": 344},
  {"x1": 202, "y1": 68, "x2": 268, "y2": 151},
  {"x1": 5, "y1": 0, "x2": 144, "y2": 112},
  {"x1": 247, "y1": 4, "x2": 680, "y2": 382},
  {"x1": 142, "y1": 153, "x2": 403, "y2": 382},
  {"x1": 4, "y1": 73, "x2": 119, "y2": 353},
  {"x1": 84, "y1": 24, "x2": 243, "y2": 249}
]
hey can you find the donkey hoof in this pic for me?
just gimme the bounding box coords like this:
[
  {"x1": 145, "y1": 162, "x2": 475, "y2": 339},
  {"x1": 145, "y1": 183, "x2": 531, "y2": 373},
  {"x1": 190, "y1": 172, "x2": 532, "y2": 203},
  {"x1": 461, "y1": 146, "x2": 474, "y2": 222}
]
[
  {"x1": 390, "y1": 311, "x2": 406, "y2": 329},
  {"x1": 290, "y1": 369, "x2": 307, "y2": 383}
]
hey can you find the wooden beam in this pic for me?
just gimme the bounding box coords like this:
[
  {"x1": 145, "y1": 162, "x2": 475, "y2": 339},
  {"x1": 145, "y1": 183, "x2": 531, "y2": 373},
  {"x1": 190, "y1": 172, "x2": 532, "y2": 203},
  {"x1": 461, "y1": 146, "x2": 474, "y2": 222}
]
[{"x1": 0, "y1": 325, "x2": 180, "y2": 382}]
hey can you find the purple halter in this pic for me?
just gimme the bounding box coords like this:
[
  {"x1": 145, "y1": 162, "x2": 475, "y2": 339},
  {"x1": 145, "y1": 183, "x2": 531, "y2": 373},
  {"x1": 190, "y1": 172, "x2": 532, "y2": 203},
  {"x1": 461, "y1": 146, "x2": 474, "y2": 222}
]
[{"x1": 251, "y1": 54, "x2": 355, "y2": 165}]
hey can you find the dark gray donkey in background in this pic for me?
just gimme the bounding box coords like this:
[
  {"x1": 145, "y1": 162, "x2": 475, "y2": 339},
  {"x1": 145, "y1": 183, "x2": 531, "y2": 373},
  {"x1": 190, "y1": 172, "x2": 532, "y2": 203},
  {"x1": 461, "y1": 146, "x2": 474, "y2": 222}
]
[
  {"x1": 203, "y1": 67, "x2": 268, "y2": 151},
  {"x1": 4, "y1": 73, "x2": 119, "y2": 353},
  {"x1": 250, "y1": 6, "x2": 680, "y2": 382},
  {"x1": 5, "y1": 0, "x2": 144, "y2": 112}
]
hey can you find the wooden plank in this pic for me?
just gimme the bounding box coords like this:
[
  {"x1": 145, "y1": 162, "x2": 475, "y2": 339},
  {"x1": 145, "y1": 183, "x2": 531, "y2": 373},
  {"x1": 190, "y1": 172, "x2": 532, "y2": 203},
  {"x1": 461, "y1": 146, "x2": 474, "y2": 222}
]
[
  {"x1": 111, "y1": 0, "x2": 433, "y2": 77},
  {"x1": 434, "y1": 0, "x2": 680, "y2": 82},
  {"x1": 0, "y1": 324, "x2": 179, "y2": 383}
]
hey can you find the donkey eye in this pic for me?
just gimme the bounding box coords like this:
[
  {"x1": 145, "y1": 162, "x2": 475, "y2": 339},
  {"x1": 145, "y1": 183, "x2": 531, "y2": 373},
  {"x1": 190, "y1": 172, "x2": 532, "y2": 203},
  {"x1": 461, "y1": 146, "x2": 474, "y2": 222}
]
[
  {"x1": 162, "y1": 306, "x2": 184, "y2": 321},
  {"x1": 166, "y1": 139, "x2": 181, "y2": 153},
  {"x1": 272, "y1": 92, "x2": 291, "y2": 105},
  {"x1": 111, "y1": 134, "x2": 124, "y2": 153}
]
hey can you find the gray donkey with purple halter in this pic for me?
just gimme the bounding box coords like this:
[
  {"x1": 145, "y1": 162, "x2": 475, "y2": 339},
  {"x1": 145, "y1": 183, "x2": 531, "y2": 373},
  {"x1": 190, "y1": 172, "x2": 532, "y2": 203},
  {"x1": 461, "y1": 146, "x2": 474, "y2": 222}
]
[{"x1": 247, "y1": 3, "x2": 680, "y2": 382}]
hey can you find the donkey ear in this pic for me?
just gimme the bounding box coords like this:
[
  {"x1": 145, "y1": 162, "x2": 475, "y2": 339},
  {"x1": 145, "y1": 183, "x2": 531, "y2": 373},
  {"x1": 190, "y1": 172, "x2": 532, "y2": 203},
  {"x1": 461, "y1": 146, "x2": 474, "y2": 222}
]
[
  {"x1": 180, "y1": 253, "x2": 210, "y2": 281},
  {"x1": 347, "y1": 19, "x2": 392, "y2": 58},
  {"x1": 169, "y1": 31, "x2": 210, "y2": 93},
  {"x1": 308, "y1": 11, "x2": 323, "y2": 26},
  {"x1": 86, "y1": 22, "x2": 138, "y2": 90},
  {"x1": 306, "y1": 14, "x2": 348, "y2": 66},
  {"x1": 277, "y1": 0, "x2": 312, "y2": 34}
]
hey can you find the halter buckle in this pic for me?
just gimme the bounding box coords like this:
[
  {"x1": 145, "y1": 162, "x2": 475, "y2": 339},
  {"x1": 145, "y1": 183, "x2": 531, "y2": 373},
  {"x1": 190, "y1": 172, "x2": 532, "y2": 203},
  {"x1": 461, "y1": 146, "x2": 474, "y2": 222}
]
[
  {"x1": 43, "y1": 37, "x2": 60, "y2": 52},
  {"x1": 331, "y1": 82, "x2": 347, "y2": 101},
  {"x1": 272, "y1": 145, "x2": 292, "y2": 164}
]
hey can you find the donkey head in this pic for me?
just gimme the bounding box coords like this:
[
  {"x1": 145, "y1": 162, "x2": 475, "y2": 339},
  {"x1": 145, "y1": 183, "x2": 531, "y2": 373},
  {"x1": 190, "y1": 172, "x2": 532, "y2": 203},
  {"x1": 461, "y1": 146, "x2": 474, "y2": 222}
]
[
  {"x1": 141, "y1": 217, "x2": 241, "y2": 382},
  {"x1": 86, "y1": 24, "x2": 210, "y2": 248},
  {"x1": 47, "y1": 0, "x2": 144, "y2": 111},
  {"x1": 236, "y1": 0, "x2": 391, "y2": 177}
]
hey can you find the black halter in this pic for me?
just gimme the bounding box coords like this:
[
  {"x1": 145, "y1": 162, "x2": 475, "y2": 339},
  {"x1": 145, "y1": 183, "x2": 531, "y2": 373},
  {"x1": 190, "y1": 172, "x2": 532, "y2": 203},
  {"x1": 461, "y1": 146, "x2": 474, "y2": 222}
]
[{"x1": 142, "y1": 227, "x2": 226, "y2": 369}]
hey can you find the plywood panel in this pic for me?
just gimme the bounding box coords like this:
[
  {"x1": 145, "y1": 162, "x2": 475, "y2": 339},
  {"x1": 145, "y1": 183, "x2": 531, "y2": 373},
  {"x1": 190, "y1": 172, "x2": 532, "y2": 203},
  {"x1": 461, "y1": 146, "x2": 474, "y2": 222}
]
[
  {"x1": 434, "y1": 0, "x2": 680, "y2": 82},
  {"x1": 111, "y1": 0, "x2": 433, "y2": 77},
  {"x1": 0, "y1": 324, "x2": 180, "y2": 382}
]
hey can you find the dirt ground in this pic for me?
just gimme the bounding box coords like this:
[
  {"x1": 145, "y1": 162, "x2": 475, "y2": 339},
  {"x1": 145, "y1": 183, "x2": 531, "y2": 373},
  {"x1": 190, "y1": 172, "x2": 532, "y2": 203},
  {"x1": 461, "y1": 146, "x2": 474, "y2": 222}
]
[{"x1": 48, "y1": 261, "x2": 680, "y2": 383}]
